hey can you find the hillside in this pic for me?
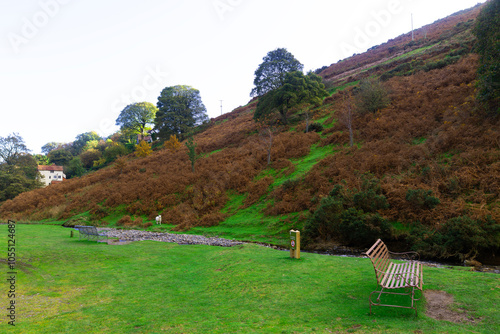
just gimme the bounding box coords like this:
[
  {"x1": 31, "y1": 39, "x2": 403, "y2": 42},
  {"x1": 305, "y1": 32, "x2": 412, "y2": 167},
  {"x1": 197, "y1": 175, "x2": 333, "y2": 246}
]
[{"x1": 1, "y1": 3, "x2": 498, "y2": 263}]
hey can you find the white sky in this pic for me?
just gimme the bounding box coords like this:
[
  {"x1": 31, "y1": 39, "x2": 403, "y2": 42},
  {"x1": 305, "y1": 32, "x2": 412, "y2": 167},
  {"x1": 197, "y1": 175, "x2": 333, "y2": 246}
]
[{"x1": 0, "y1": 0, "x2": 486, "y2": 154}]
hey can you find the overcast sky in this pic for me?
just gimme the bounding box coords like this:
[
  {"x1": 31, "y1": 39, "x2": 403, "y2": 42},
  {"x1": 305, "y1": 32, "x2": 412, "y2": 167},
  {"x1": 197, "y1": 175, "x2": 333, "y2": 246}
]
[{"x1": 0, "y1": 0, "x2": 486, "y2": 154}]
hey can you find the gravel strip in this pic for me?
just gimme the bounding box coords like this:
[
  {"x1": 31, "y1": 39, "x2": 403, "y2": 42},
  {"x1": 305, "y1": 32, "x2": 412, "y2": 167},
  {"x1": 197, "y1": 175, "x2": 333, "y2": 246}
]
[{"x1": 99, "y1": 228, "x2": 243, "y2": 247}]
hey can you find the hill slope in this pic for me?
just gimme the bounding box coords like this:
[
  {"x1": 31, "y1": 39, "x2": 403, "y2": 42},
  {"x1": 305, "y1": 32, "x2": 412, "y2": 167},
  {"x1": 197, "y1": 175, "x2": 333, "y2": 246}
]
[{"x1": 1, "y1": 3, "x2": 498, "y2": 262}]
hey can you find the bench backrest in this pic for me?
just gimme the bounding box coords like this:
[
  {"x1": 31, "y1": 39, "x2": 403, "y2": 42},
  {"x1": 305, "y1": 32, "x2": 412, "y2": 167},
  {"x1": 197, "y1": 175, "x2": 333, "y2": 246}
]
[
  {"x1": 76, "y1": 225, "x2": 98, "y2": 235},
  {"x1": 364, "y1": 239, "x2": 391, "y2": 286}
]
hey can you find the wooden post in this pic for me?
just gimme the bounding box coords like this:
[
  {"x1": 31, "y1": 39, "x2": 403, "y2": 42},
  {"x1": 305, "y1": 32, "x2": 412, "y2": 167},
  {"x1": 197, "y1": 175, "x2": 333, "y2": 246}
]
[{"x1": 290, "y1": 230, "x2": 300, "y2": 259}]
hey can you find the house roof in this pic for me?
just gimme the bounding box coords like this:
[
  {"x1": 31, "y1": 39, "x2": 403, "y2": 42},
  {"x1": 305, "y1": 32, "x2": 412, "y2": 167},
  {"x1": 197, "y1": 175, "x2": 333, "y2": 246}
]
[{"x1": 38, "y1": 165, "x2": 64, "y2": 171}]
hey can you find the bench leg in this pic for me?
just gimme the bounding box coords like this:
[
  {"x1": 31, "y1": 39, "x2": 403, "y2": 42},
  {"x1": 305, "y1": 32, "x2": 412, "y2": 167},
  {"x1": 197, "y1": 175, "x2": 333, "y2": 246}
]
[{"x1": 369, "y1": 287, "x2": 421, "y2": 316}]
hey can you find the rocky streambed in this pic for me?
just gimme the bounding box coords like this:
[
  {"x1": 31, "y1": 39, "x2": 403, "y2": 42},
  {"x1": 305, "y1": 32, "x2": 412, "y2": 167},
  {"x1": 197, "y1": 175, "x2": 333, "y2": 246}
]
[{"x1": 99, "y1": 227, "x2": 244, "y2": 247}]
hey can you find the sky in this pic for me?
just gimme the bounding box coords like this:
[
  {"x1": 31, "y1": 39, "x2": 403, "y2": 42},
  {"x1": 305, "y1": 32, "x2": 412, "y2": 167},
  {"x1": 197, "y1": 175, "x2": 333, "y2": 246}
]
[{"x1": 0, "y1": 0, "x2": 486, "y2": 154}]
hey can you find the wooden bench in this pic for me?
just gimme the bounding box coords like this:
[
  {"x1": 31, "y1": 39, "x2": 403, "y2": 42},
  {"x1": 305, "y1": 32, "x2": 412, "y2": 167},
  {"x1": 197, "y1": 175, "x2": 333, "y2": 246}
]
[
  {"x1": 75, "y1": 225, "x2": 107, "y2": 242},
  {"x1": 364, "y1": 239, "x2": 423, "y2": 315}
]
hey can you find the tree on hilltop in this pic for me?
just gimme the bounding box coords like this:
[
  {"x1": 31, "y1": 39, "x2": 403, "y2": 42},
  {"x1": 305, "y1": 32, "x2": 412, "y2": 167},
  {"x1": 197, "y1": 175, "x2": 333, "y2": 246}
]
[
  {"x1": 250, "y1": 48, "x2": 304, "y2": 97},
  {"x1": 155, "y1": 85, "x2": 209, "y2": 141}
]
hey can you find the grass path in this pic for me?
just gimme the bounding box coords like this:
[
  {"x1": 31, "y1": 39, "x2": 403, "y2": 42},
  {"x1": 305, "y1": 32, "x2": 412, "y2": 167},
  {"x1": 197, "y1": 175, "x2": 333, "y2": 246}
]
[{"x1": 2, "y1": 224, "x2": 499, "y2": 333}]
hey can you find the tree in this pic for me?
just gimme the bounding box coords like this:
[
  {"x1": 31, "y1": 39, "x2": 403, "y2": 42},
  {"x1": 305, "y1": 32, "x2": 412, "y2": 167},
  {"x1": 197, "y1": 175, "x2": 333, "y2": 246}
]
[
  {"x1": 41, "y1": 142, "x2": 62, "y2": 154},
  {"x1": 155, "y1": 85, "x2": 209, "y2": 141},
  {"x1": 79, "y1": 149, "x2": 101, "y2": 169},
  {"x1": 33, "y1": 154, "x2": 50, "y2": 166},
  {"x1": 473, "y1": 0, "x2": 500, "y2": 114},
  {"x1": 71, "y1": 131, "x2": 101, "y2": 155},
  {"x1": 0, "y1": 133, "x2": 30, "y2": 165},
  {"x1": 338, "y1": 92, "x2": 355, "y2": 147},
  {"x1": 115, "y1": 102, "x2": 158, "y2": 135},
  {"x1": 66, "y1": 157, "x2": 86, "y2": 178},
  {"x1": 251, "y1": 48, "x2": 304, "y2": 97},
  {"x1": 259, "y1": 126, "x2": 275, "y2": 165},
  {"x1": 355, "y1": 78, "x2": 390, "y2": 114},
  {"x1": 48, "y1": 148, "x2": 73, "y2": 166},
  {"x1": 135, "y1": 140, "x2": 152, "y2": 158},
  {"x1": 254, "y1": 71, "x2": 328, "y2": 124},
  {"x1": 185, "y1": 137, "x2": 198, "y2": 172},
  {"x1": 164, "y1": 134, "x2": 182, "y2": 152},
  {"x1": 0, "y1": 154, "x2": 42, "y2": 201},
  {"x1": 103, "y1": 142, "x2": 128, "y2": 162}
]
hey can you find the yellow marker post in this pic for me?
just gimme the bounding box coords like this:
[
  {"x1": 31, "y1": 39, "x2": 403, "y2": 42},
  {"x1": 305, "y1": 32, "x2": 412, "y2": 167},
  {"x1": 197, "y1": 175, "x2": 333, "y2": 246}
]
[{"x1": 290, "y1": 230, "x2": 300, "y2": 259}]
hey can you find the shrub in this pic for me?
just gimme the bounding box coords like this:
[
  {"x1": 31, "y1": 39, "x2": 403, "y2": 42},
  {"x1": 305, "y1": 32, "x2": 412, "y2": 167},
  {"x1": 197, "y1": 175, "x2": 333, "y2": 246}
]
[
  {"x1": 90, "y1": 205, "x2": 109, "y2": 219},
  {"x1": 408, "y1": 216, "x2": 500, "y2": 261},
  {"x1": 303, "y1": 175, "x2": 392, "y2": 246},
  {"x1": 135, "y1": 140, "x2": 152, "y2": 158},
  {"x1": 355, "y1": 78, "x2": 390, "y2": 113},
  {"x1": 197, "y1": 212, "x2": 228, "y2": 227},
  {"x1": 116, "y1": 215, "x2": 132, "y2": 227},
  {"x1": 338, "y1": 208, "x2": 392, "y2": 247},
  {"x1": 352, "y1": 174, "x2": 389, "y2": 212},
  {"x1": 164, "y1": 134, "x2": 182, "y2": 152},
  {"x1": 422, "y1": 56, "x2": 461, "y2": 72},
  {"x1": 62, "y1": 216, "x2": 91, "y2": 227},
  {"x1": 439, "y1": 215, "x2": 500, "y2": 261},
  {"x1": 307, "y1": 122, "x2": 324, "y2": 133},
  {"x1": 405, "y1": 189, "x2": 440, "y2": 209},
  {"x1": 303, "y1": 196, "x2": 344, "y2": 243}
]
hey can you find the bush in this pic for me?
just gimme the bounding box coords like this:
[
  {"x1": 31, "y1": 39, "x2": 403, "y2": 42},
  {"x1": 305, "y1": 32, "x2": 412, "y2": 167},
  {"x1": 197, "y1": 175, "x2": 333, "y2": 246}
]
[
  {"x1": 116, "y1": 215, "x2": 132, "y2": 227},
  {"x1": 439, "y1": 215, "x2": 500, "y2": 260},
  {"x1": 352, "y1": 174, "x2": 389, "y2": 212},
  {"x1": 422, "y1": 56, "x2": 461, "y2": 72},
  {"x1": 303, "y1": 175, "x2": 392, "y2": 246},
  {"x1": 338, "y1": 208, "x2": 392, "y2": 247},
  {"x1": 303, "y1": 196, "x2": 344, "y2": 242},
  {"x1": 62, "y1": 216, "x2": 91, "y2": 227},
  {"x1": 355, "y1": 78, "x2": 390, "y2": 113},
  {"x1": 405, "y1": 189, "x2": 440, "y2": 209},
  {"x1": 408, "y1": 216, "x2": 500, "y2": 261},
  {"x1": 307, "y1": 122, "x2": 324, "y2": 133}
]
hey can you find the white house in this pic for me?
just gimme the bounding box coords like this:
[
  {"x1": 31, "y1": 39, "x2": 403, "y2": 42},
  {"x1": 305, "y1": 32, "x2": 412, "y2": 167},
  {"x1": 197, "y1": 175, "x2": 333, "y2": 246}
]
[{"x1": 38, "y1": 165, "x2": 66, "y2": 187}]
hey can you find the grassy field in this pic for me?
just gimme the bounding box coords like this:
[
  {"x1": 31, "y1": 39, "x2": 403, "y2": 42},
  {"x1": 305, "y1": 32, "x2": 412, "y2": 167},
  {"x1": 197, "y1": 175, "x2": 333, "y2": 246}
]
[{"x1": 2, "y1": 224, "x2": 499, "y2": 333}]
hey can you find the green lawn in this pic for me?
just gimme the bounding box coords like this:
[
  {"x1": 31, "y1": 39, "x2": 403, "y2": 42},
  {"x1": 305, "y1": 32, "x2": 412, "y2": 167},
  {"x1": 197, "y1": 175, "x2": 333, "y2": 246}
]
[{"x1": 2, "y1": 224, "x2": 499, "y2": 333}]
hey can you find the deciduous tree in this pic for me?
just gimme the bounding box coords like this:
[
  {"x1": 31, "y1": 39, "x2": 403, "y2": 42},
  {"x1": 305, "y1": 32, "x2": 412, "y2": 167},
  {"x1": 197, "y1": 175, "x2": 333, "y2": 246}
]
[
  {"x1": 164, "y1": 134, "x2": 181, "y2": 152},
  {"x1": 72, "y1": 131, "x2": 101, "y2": 155},
  {"x1": 185, "y1": 137, "x2": 198, "y2": 172},
  {"x1": 251, "y1": 48, "x2": 304, "y2": 97},
  {"x1": 48, "y1": 147, "x2": 73, "y2": 166},
  {"x1": 355, "y1": 78, "x2": 390, "y2": 114},
  {"x1": 115, "y1": 102, "x2": 158, "y2": 135},
  {"x1": 0, "y1": 153, "x2": 42, "y2": 201},
  {"x1": 41, "y1": 142, "x2": 62, "y2": 154},
  {"x1": 0, "y1": 133, "x2": 29, "y2": 164},
  {"x1": 155, "y1": 85, "x2": 208, "y2": 141},
  {"x1": 339, "y1": 92, "x2": 355, "y2": 147},
  {"x1": 254, "y1": 71, "x2": 328, "y2": 124},
  {"x1": 135, "y1": 140, "x2": 152, "y2": 158}
]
